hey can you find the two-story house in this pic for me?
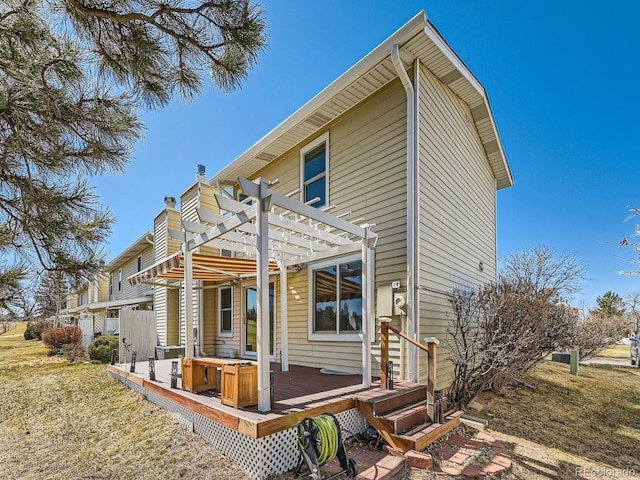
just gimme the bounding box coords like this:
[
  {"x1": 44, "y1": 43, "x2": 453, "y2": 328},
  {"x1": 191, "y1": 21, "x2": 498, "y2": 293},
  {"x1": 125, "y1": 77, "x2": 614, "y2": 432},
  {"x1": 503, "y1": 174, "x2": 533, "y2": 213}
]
[
  {"x1": 129, "y1": 11, "x2": 513, "y2": 412},
  {"x1": 66, "y1": 232, "x2": 154, "y2": 346}
]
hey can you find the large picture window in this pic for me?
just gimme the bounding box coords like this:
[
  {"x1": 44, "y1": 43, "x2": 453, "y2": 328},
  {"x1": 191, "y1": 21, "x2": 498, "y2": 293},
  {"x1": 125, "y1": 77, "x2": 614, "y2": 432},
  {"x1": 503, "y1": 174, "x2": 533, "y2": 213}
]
[
  {"x1": 301, "y1": 133, "x2": 328, "y2": 208},
  {"x1": 219, "y1": 286, "x2": 233, "y2": 336},
  {"x1": 310, "y1": 257, "x2": 362, "y2": 340}
]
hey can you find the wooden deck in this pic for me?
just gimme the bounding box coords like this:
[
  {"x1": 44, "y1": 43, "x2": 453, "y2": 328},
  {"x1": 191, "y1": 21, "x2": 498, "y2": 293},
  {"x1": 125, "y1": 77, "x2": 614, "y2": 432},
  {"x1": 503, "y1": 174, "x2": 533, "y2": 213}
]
[{"x1": 108, "y1": 358, "x2": 420, "y2": 439}]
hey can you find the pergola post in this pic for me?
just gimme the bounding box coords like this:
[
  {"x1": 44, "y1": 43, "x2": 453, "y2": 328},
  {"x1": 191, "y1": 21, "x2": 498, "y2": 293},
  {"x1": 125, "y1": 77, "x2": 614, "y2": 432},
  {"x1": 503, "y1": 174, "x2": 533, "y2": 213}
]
[
  {"x1": 279, "y1": 261, "x2": 289, "y2": 372},
  {"x1": 256, "y1": 178, "x2": 271, "y2": 411},
  {"x1": 183, "y1": 239, "x2": 194, "y2": 359}
]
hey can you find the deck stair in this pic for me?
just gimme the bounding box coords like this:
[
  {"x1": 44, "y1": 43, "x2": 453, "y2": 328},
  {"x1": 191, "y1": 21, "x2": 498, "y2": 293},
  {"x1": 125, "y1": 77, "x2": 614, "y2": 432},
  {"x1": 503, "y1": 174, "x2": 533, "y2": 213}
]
[{"x1": 356, "y1": 385, "x2": 462, "y2": 453}]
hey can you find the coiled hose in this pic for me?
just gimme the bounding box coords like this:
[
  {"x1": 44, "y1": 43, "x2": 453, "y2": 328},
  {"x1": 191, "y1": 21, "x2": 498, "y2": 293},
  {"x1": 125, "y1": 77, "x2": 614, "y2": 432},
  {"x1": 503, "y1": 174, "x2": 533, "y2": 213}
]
[{"x1": 310, "y1": 414, "x2": 340, "y2": 465}]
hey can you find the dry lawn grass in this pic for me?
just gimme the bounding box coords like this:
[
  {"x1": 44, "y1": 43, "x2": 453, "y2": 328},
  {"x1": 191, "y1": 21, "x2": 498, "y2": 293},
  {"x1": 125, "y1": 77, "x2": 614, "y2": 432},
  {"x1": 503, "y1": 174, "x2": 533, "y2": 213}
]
[
  {"x1": 397, "y1": 361, "x2": 640, "y2": 480},
  {"x1": 3, "y1": 331, "x2": 639, "y2": 480},
  {"x1": 597, "y1": 343, "x2": 632, "y2": 360},
  {"x1": 0, "y1": 334, "x2": 251, "y2": 480}
]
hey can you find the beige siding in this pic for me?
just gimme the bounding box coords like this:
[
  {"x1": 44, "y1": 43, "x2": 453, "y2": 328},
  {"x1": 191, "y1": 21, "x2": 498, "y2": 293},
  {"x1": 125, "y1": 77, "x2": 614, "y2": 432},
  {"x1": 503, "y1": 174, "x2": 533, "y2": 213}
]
[
  {"x1": 417, "y1": 63, "x2": 498, "y2": 387},
  {"x1": 198, "y1": 183, "x2": 222, "y2": 256},
  {"x1": 109, "y1": 244, "x2": 154, "y2": 302},
  {"x1": 180, "y1": 183, "x2": 204, "y2": 347},
  {"x1": 202, "y1": 284, "x2": 217, "y2": 354},
  {"x1": 154, "y1": 208, "x2": 181, "y2": 346},
  {"x1": 238, "y1": 80, "x2": 409, "y2": 374}
]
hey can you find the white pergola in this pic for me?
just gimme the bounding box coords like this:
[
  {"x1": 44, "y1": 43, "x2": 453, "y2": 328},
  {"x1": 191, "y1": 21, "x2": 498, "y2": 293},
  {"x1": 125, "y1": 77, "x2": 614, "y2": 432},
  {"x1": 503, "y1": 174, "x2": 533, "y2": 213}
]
[{"x1": 172, "y1": 177, "x2": 378, "y2": 412}]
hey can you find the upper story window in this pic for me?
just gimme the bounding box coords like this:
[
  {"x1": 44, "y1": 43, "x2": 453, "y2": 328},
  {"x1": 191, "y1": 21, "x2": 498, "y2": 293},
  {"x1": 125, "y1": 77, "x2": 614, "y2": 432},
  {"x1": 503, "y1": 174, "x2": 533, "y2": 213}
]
[
  {"x1": 301, "y1": 133, "x2": 329, "y2": 208},
  {"x1": 308, "y1": 255, "x2": 363, "y2": 341},
  {"x1": 137, "y1": 255, "x2": 142, "y2": 272},
  {"x1": 219, "y1": 286, "x2": 233, "y2": 336},
  {"x1": 118, "y1": 269, "x2": 122, "y2": 292}
]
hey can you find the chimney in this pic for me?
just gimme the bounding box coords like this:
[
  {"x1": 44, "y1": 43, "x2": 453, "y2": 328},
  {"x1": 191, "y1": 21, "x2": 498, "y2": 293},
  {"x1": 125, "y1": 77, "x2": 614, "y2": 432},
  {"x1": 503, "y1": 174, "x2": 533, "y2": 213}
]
[
  {"x1": 164, "y1": 196, "x2": 176, "y2": 209},
  {"x1": 196, "y1": 164, "x2": 206, "y2": 182}
]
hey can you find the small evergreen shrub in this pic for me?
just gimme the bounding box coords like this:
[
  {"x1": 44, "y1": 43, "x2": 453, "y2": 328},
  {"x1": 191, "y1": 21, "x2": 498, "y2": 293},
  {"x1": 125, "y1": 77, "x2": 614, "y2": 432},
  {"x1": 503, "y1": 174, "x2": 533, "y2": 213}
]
[
  {"x1": 88, "y1": 335, "x2": 119, "y2": 363},
  {"x1": 23, "y1": 327, "x2": 34, "y2": 340},
  {"x1": 26, "y1": 318, "x2": 53, "y2": 340},
  {"x1": 41, "y1": 326, "x2": 82, "y2": 356}
]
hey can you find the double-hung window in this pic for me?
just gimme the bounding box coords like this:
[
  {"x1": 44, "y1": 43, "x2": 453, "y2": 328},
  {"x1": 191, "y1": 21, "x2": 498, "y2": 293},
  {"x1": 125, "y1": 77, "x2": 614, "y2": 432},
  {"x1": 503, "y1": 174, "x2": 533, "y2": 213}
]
[
  {"x1": 219, "y1": 286, "x2": 233, "y2": 336},
  {"x1": 137, "y1": 255, "x2": 142, "y2": 272},
  {"x1": 309, "y1": 256, "x2": 363, "y2": 341},
  {"x1": 118, "y1": 269, "x2": 122, "y2": 292},
  {"x1": 301, "y1": 133, "x2": 328, "y2": 208}
]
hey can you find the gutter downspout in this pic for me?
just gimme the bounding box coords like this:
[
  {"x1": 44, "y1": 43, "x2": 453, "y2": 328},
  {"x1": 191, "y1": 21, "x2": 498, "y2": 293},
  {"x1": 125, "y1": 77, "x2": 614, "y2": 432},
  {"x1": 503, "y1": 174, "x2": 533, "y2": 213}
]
[{"x1": 391, "y1": 44, "x2": 419, "y2": 383}]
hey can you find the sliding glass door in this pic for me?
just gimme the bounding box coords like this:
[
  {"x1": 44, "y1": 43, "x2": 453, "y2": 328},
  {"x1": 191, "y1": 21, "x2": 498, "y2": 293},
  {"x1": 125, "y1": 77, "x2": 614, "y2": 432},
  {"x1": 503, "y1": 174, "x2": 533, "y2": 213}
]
[{"x1": 244, "y1": 283, "x2": 275, "y2": 358}]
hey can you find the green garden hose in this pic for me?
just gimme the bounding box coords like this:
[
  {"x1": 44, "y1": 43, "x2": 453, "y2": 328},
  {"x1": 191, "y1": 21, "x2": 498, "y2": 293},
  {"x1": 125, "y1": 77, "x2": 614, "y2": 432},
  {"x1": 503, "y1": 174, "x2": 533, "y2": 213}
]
[{"x1": 313, "y1": 414, "x2": 339, "y2": 465}]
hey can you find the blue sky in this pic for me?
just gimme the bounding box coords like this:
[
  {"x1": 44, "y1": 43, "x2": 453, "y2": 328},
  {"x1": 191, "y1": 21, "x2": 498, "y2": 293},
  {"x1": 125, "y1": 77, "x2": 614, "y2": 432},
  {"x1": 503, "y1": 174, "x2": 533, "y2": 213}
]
[{"x1": 95, "y1": 1, "x2": 640, "y2": 308}]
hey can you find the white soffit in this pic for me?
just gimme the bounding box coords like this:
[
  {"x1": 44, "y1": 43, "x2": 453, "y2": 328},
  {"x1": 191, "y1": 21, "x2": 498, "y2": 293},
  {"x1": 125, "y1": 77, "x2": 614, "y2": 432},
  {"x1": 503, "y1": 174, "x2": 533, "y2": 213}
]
[{"x1": 211, "y1": 11, "x2": 513, "y2": 190}]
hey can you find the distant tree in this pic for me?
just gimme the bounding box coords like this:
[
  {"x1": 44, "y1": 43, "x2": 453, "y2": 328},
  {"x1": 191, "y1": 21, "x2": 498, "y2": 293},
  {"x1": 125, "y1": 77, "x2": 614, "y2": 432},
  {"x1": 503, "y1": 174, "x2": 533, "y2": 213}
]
[
  {"x1": 499, "y1": 246, "x2": 587, "y2": 302},
  {"x1": 0, "y1": 313, "x2": 17, "y2": 335},
  {"x1": 0, "y1": 0, "x2": 267, "y2": 287},
  {"x1": 593, "y1": 291, "x2": 625, "y2": 318},
  {"x1": 570, "y1": 312, "x2": 628, "y2": 360},
  {"x1": 624, "y1": 291, "x2": 640, "y2": 333}
]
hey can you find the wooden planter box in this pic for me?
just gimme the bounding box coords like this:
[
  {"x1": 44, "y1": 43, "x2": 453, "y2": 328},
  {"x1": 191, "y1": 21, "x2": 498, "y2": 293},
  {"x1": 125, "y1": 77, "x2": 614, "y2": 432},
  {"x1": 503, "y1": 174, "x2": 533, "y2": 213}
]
[
  {"x1": 221, "y1": 364, "x2": 258, "y2": 409},
  {"x1": 181, "y1": 358, "x2": 218, "y2": 393}
]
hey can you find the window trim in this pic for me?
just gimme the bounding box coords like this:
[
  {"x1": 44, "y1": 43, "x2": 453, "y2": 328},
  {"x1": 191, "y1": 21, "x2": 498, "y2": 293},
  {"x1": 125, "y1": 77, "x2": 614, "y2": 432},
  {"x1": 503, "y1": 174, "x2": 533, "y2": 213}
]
[
  {"x1": 118, "y1": 269, "x2": 122, "y2": 292},
  {"x1": 307, "y1": 254, "x2": 363, "y2": 342},
  {"x1": 300, "y1": 132, "x2": 329, "y2": 209},
  {"x1": 137, "y1": 255, "x2": 142, "y2": 272},
  {"x1": 218, "y1": 286, "x2": 234, "y2": 338}
]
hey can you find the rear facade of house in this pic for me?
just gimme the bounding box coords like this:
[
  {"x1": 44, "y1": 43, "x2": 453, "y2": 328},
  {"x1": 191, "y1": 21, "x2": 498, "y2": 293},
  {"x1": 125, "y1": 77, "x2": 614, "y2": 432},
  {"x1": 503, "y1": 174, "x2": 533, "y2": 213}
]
[{"x1": 147, "y1": 12, "x2": 512, "y2": 388}]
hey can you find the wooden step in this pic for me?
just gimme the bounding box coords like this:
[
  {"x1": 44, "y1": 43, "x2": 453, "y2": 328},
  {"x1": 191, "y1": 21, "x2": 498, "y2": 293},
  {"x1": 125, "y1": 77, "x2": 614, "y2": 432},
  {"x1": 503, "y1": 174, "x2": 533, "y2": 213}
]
[
  {"x1": 382, "y1": 402, "x2": 429, "y2": 434},
  {"x1": 368, "y1": 385, "x2": 428, "y2": 417},
  {"x1": 393, "y1": 414, "x2": 462, "y2": 451}
]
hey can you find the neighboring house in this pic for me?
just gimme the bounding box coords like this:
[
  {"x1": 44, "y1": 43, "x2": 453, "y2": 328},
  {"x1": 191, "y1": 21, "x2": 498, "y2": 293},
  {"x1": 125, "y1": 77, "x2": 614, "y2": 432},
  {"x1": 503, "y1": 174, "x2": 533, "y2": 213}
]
[
  {"x1": 130, "y1": 12, "x2": 513, "y2": 404},
  {"x1": 63, "y1": 232, "x2": 154, "y2": 345}
]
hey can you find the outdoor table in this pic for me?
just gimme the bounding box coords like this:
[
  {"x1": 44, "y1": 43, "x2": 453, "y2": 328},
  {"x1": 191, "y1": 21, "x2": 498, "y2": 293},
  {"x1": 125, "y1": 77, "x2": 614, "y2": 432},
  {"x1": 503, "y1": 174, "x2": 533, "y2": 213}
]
[{"x1": 181, "y1": 357, "x2": 258, "y2": 409}]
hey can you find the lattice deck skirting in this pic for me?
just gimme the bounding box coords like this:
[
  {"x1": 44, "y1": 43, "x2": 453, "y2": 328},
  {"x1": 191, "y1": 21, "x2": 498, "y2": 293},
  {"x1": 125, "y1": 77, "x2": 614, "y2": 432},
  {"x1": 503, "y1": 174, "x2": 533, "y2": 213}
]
[{"x1": 108, "y1": 371, "x2": 368, "y2": 479}]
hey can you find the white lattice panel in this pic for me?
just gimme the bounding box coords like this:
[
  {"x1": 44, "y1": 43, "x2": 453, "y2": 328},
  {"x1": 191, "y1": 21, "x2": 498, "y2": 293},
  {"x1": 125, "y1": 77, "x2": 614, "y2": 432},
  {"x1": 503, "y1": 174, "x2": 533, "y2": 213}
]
[
  {"x1": 193, "y1": 413, "x2": 261, "y2": 478},
  {"x1": 260, "y1": 428, "x2": 299, "y2": 477},
  {"x1": 335, "y1": 408, "x2": 368, "y2": 438},
  {"x1": 147, "y1": 389, "x2": 194, "y2": 431},
  {"x1": 107, "y1": 372, "x2": 367, "y2": 479}
]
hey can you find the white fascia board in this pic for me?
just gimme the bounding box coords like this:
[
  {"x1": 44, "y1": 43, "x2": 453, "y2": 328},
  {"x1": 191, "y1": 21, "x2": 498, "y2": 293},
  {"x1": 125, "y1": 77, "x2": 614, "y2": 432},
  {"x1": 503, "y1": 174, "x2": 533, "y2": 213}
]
[
  {"x1": 210, "y1": 11, "x2": 428, "y2": 185},
  {"x1": 106, "y1": 231, "x2": 154, "y2": 270}
]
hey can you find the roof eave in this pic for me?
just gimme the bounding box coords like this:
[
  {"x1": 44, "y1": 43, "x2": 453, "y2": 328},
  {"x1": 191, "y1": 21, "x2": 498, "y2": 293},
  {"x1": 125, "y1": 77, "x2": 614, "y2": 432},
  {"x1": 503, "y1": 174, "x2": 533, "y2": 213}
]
[
  {"x1": 106, "y1": 231, "x2": 154, "y2": 270},
  {"x1": 210, "y1": 11, "x2": 428, "y2": 185}
]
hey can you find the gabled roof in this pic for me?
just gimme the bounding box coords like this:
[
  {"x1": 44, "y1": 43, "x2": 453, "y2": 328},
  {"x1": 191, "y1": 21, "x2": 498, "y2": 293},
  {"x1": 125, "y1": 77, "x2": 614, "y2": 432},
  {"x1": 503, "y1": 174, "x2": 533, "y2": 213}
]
[
  {"x1": 211, "y1": 11, "x2": 513, "y2": 190},
  {"x1": 106, "y1": 231, "x2": 154, "y2": 271}
]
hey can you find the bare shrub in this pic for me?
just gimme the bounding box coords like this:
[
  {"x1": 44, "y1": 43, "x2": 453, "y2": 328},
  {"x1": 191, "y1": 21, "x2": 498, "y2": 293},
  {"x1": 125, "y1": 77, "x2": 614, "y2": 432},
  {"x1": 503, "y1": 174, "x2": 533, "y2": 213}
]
[
  {"x1": 0, "y1": 316, "x2": 17, "y2": 335},
  {"x1": 25, "y1": 318, "x2": 53, "y2": 340},
  {"x1": 41, "y1": 326, "x2": 82, "y2": 357},
  {"x1": 445, "y1": 282, "x2": 577, "y2": 409},
  {"x1": 570, "y1": 313, "x2": 628, "y2": 360},
  {"x1": 63, "y1": 343, "x2": 87, "y2": 363}
]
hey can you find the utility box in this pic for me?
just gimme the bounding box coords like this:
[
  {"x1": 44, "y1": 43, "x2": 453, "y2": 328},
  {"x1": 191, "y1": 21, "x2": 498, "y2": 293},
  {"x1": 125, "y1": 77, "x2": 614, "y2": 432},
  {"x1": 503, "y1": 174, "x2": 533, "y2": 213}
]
[
  {"x1": 377, "y1": 285, "x2": 407, "y2": 316},
  {"x1": 156, "y1": 346, "x2": 185, "y2": 360},
  {"x1": 377, "y1": 285, "x2": 394, "y2": 316}
]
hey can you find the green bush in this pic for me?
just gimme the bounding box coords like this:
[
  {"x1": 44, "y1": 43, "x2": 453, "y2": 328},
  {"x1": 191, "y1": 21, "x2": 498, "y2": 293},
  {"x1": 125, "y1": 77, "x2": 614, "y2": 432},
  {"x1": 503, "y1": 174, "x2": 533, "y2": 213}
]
[
  {"x1": 88, "y1": 335, "x2": 119, "y2": 363},
  {"x1": 26, "y1": 318, "x2": 53, "y2": 340},
  {"x1": 41, "y1": 326, "x2": 82, "y2": 356},
  {"x1": 23, "y1": 327, "x2": 33, "y2": 340}
]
